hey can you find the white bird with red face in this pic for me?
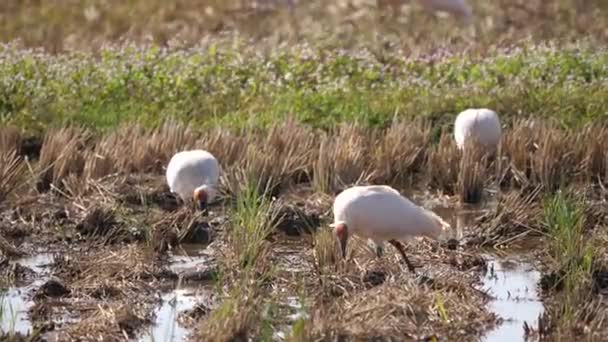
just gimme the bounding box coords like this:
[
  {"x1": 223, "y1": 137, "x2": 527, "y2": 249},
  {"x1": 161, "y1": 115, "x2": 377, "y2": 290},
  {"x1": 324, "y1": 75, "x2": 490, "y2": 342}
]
[
  {"x1": 166, "y1": 150, "x2": 219, "y2": 212},
  {"x1": 454, "y1": 108, "x2": 502, "y2": 152},
  {"x1": 330, "y1": 185, "x2": 449, "y2": 273}
]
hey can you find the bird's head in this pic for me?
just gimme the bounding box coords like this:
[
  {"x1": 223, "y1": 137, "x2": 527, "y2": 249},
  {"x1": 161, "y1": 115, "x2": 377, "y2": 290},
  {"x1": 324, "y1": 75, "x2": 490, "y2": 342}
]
[
  {"x1": 329, "y1": 221, "x2": 349, "y2": 259},
  {"x1": 193, "y1": 185, "x2": 215, "y2": 213}
]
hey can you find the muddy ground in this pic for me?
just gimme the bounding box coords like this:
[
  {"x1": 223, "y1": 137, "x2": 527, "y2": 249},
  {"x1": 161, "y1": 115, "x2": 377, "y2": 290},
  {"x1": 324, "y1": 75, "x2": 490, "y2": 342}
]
[{"x1": 1, "y1": 121, "x2": 608, "y2": 341}]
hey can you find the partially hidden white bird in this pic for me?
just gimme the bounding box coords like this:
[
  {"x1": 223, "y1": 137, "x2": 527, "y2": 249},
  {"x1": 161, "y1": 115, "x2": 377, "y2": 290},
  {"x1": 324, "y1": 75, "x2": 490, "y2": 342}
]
[
  {"x1": 329, "y1": 185, "x2": 450, "y2": 273},
  {"x1": 418, "y1": 0, "x2": 473, "y2": 19},
  {"x1": 166, "y1": 150, "x2": 220, "y2": 212},
  {"x1": 377, "y1": 0, "x2": 473, "y2": 20},
  {"x1": 454, "y1": 108, "x2": 502, "y2": 152}
]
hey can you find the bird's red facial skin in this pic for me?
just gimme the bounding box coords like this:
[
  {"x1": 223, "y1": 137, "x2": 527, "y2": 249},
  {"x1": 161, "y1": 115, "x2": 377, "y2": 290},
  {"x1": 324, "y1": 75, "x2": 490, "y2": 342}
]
[
  {"x1": 195, "y1": 189, "x2": 207, "y2": 203},
  {"x1": 193, "y1": 189, "x2": 208, "y2": 210},
  {"x1": 334, "y1": 223, "x2": 348, "y2": 240}
]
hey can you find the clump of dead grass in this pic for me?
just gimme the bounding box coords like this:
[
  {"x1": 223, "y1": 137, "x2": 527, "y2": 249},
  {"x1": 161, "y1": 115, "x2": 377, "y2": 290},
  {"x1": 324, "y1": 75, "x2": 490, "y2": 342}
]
[
  {"x1": 44, "y1": 245, "x2": 170, "y2": 339},
  {"x1": 313, "y1": 124, "x2": 373, "y2": 194},
  {"x1": 150, "y1": 208, "x2": 213, "y2": 253},
  {"x1": 0, "y1": 149, "x2": 26, "y2": 205},
  {"x1": 0, "y1": 126, "x2": 22, "y2": 154},
  {"x1": 427, "y1": 131, "x2": 460, "y2": 194},
  {"x1": 298, "y1": 272, "x2": 495, "y2": 340},
  {"x1": 457, "y1": 138, "x2": 489, "y2": 204},
  {"x1": 73, "y1": 202, "x2": 144, "y2": 244},
  {"x1": 84, "y1": 121, "x2": 200, "y2": 180},
  {"x1": 218, "y1": 120, "x2": 315, "y2": 196},
  {"x1": 372, "y1": 119, "x2": 431, "y2": 187},
  {"x1": 531, "y1": 125, "x2": 576, "y2": 192},
  {"x1": 13, "y1": 118, "x2": 608, "y2": 205},
  {"x1": 54, "y1": 244, "x2": 159, "y2": 286},
  {"x1": 0, "y1": 233, "x2": 25, "y2": 258},
  {"x1": 272, "y1": 200, "x2": 321, "y2": 236},
  {"x1": 579, "y1": 123, "x2": 608, "y2": 184},
  {"x1": 37, "y1": 127, "x2": 89, "y2": 191},
  {"x1": 312, "y1": 227, "x2": 341, "y2": 270},
  {"x1": 499, "y1": 119, "x2": 538, "y2": 188},
  {"x1": 56, "y1": 303, "x2": 150, "y2": 340},
  {"x1": 464, "y1": 187, "x2": 544, "y2": 248}
]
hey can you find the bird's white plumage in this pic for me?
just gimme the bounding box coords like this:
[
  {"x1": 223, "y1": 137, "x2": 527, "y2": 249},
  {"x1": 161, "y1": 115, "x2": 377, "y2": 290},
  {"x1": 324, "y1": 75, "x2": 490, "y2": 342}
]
[
  {"x1": 332, "y1": 185, "x2": 449, "y2": 244},
  {"x1": 454, "y1": 108, "x2": 502, "y2": 151},
  {"x1": 166, "y1": 150, "x2": 219, "y2": 203},
  {"x1": 419, "y1": 0, "x2": 473, "y2": 18}
]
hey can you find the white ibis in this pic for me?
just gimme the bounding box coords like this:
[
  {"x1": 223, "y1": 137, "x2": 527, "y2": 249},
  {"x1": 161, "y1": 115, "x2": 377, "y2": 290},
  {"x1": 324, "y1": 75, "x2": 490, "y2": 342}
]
[
  {"x1": 378, "y1": 0, "x2": 473, "y2": 20},
  {"x1": 418, "y1": 0, "x2": 473, "y2": 19},
  {"x1": 166, "y1": 150, "x2": 219, "y2": 211},
  {"x1": 329, "y1": 185, "x2": 450, "y2": 272},
  {"x1": 454, "y1": 108, "x2": 502, "y2": 152}
]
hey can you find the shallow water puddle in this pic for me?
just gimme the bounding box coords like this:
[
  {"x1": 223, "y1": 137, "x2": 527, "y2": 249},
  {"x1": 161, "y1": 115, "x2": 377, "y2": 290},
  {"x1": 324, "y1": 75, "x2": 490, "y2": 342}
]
[
  {"x1": 168, "y1": 243, "x2": 214, "y2": 274},
  {"x1": 1, "y1": 286, "x2": 32, "y2": 334},
  {"x1": 139, "y1": 288, "x2": 200, "y2": 342},
  {"x1": 273, "y1": 296, "x2": 309, "y2": 341},
  {"x1": 407, "y1": 193, "x2": 544, "y2": 341},
  {"x1": 140, "y1": 245, "x2": 214, "y2": 342},
  {"x1": 1, "y1": 253, "x2": 54, "y2": 335},
  {"x1": 481, "y1": 255, "x2": 544, "y2": 342}
]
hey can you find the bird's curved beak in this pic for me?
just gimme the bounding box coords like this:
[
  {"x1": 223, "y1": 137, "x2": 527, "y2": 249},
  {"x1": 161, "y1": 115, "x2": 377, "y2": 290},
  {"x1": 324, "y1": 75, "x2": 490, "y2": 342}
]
[
  {"x1": 197, "y1": 200, "x2": 208, "y2": 214},
  {"x1": 339, "y1": 234, "x2": 348, "y2": 259}
]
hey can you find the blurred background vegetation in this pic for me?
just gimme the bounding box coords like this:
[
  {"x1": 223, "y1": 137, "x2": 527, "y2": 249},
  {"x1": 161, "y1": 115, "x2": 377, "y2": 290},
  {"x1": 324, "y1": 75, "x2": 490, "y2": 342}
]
[
  {"x1": 0, "y1": 0, "x2": 607, "y2": 131},
  {"x1": 1, "y1": 0, "x2": 608, "y2": 53}
]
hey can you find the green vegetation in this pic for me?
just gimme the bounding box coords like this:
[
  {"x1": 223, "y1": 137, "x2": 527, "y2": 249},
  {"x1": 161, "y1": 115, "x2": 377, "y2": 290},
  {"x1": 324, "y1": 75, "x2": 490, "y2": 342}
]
[
  {"x1": 229, "y1": 179, "x2": 281, "y2": 269},
  {"x1": 197, "y1": 180, "x2": 280, "y2": 340},
  {"x1": 542, "y1": 191, "x2": 596, "y2": 327},
  {"x1": 0, "y1": 42, "x2": 607, "y2": 132}
]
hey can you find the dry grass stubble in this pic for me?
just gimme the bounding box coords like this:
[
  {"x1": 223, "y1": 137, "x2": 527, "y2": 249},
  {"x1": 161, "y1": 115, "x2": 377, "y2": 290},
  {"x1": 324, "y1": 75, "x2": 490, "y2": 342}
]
[{"x1": 22, "y1": 119, "x2": 608, "y2": 202}]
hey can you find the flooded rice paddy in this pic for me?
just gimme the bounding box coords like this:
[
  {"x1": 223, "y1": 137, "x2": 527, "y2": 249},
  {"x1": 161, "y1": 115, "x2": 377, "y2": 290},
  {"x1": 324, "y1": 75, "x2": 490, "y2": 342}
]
[{"x1": 0, "y1": 184, "x2": 580, "y2": 342}]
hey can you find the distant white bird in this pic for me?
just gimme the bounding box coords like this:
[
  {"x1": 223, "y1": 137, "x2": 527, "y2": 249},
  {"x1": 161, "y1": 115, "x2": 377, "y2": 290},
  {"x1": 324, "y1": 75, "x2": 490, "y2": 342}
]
[
  {"x1": 377, "y1": 0, "x2": 473, "y2": 20},
  {"x1": 418, "y1": 0, "x2": 473, "y2": 19},
  {"x1": 166, "y1": 150, "x2": 219, "y2": 211},
  {"x1": 454, "y1": 108, "x2": 502, "y2": 152},
  {"x1": 330, "y1": 185, "x2": 450, "y2": 273}
]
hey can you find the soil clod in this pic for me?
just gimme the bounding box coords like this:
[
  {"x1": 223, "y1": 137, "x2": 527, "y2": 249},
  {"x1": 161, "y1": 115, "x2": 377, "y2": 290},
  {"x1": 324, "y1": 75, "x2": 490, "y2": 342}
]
[
  {"x1": 273, "y1": 202, "x2": 321, "y2": 236},
  {"x1": 116, "y1": 307, "x2": 148, "y2": 338},
  {"x1": 37, "y1": 277, "x2": 71, "y2": 298},
  {"x1": 179, "y1": 266, "x2": 219, "y2": 283},
  {"x1": 363, "y1": 269, "x2": 388, "y2": 288},
  {"x1": 540, "y1": 271, "x2": 565, "y2": 293},
  {"x1": 76, "y1": 207, "x2": 118, "y2": 238},
  {"x1": 592, "y1": 269, "x2": 608, "y2": 293}
]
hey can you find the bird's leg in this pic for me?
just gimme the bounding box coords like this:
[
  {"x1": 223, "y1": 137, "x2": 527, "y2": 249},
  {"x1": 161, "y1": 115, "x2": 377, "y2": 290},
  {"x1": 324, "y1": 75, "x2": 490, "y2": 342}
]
[
  {"x1": 371, "y1": 240, "x2": 384, "y2": 258},
  {"x1": 376, "y1": 244, "x2": 383, "y2": 258},
  {"x1": 388, "y1": 239, "x2": 417, "y2": 273}
]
